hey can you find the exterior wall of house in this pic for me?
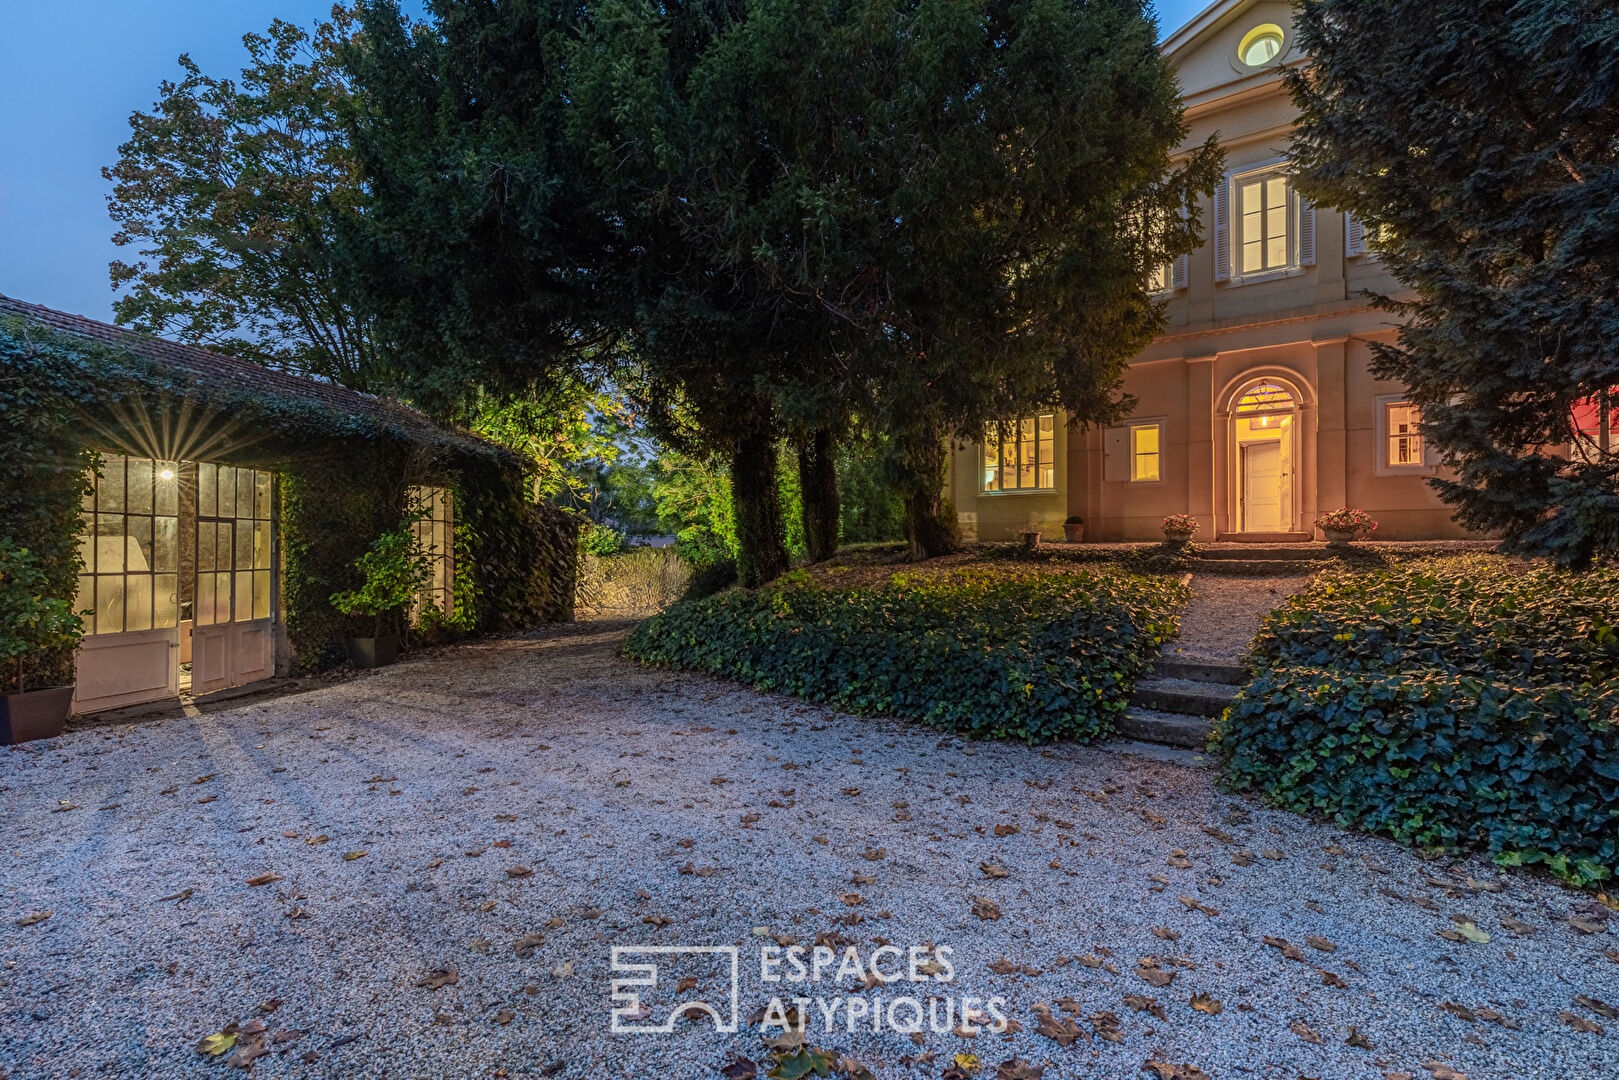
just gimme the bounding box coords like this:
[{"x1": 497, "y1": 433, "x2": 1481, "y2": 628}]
[{"x1": 949, "y1": 0, "x2": 1473, "y2": 543}]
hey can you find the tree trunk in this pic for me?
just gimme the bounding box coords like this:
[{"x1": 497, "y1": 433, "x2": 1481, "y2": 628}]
[
  {"x1": 900, "y1": 425, "x2": 958, "y2": 561},
  {"x1": 796, "y1": 427, "x2": 841, "y2": 563},
  {"x1": 730, "y1": 428, "x2": 791, "y2": 588}
]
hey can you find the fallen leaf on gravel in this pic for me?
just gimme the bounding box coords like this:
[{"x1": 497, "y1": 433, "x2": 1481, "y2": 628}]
[
  {"x1": 1263, "y1": 936, "x2": 1305, "y2": 962},
  {"x1": 1559, "y1": 1010, "x2": 1604, "y2": 1034},
  {"x1": 995, "y1": 1058, "x2": 1042, "y2": 1080},
  {"x1": 1305, "y1": 935, "x2": 1337, "y2": 953},
  {"x1": 1289, "y1": 1020, "x2": 1323, "y2": 1044},
  {"x1": 1201, "y1": 826, "x2": 1234, "y2": 844},
  {"x1": 1499, "y1": 916, "x2": 1535, "y2": 936},
  {"x1": 415, "y1": 969, "x2": 459, "y2": 990},
  {"x1": 1575, "y1": 994, "x2": 1617, "y2": 1019},
  {"x1": 1421, "y1": 1060, "x2": 1469, "y2": 1079},
  {"x1": 286, "y1": 906, "x2": 313, "y2": 920},
  {"x1": 1143, "y1": 1060, "x2": 1210, "y2": 1080},
  {"x1": 342, "y1": 851, "x2": 367, "y2": 861},
  {"x1": 1231, "y1": 851, "x2": 1255, "y2": 866},
  {"x1": 1088, "y1": 1011, "x2": 1123, "y2": 1043},
  {"x1": 1151, "y1": 926, "x2": 1181, "y2": 941},
  {"x1": 1440, "y1": 1002, "x2": 1475, "y2": 1022},
  {"x1": 1464, "y1": 876, "x2": 1503, "y2": 893},
  {"x1": 1135, "y1": 959, "x2": 1176, "y2": 987},
  {"x1": 1076, "y1": 954, "x2": 1104, "y2": 968},
  {"x1": 972, "y1": 897, "x2": 1002, "y2": 921},
  {"x1": 1189, "y1": 993, "x2": 1222, "y2": 1015},
  {"x1": 513, "y1": 934, "x2": 545, "y2": 958},
  {"x1": 1178, "y1": 896, "x2": 1218, "y2": 917},
  {"x1": 493, "y1": 1009, "x2": 515, "y2": 1026},
  {"x1": 507, "y1": 866, "x2": 534, "y2": 879},
  {"x1": 1346, "y1": 1026, "x2": 1373, "y2": 1049},
  {"x1": 1437, "y1": 921, "x2": 1489, "y2": 944},
  {"x1": 994, "y1": 824, "x2": 1019, "y2": 837},
  {"x1": 1260, "y1": 849, "x2": 1284, "y2": 861},
  {"x1": 196, "y1": 795, "x2": 217, "y2": 805},
  {"x1": 643, "y1": 914, "x2": 673, "y2": 927},
  {"x1": 1320, "y1": 970, "x2": 1347, "y2": 988},
  {"x1": 1569, "y1": 916, "x2": 1607, "y2": 935},
  {"x1": 15, "y1": 910, "x2": 52, "y2": 927},
  {"x1": 981, "y1": 862, "x2": 1010, "y2": 880},
  {"x1": 245, "y1": 872, "x2": 283, "y2": 887},
  {"x1": 196, "y1": 1030, "x2": 238, "y2": 1057},
  {"x1": 550, "y1": 960, "x2": 573, "y2": 978},
  {"x1": 719, "y1": 1056, "x2": 757, "y2": 1080},
  {"x1": 1032, "y1": 1011, "x2": 1086, "y2": 1046},
  {"x1": 1476, "y1": 1007, "x2": 1519, "y2": 1029},
  {"x1": 1124, "y1": 994, "x2": 1165, "y2": 1019}
]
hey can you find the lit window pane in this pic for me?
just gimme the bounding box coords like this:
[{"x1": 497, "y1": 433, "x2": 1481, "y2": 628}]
[
  {"x1": 127, "y1": 515, "x2": 152, "y2": 574},
  {"x1": 152, "y1": 516, "x2": 178, "y2": 574},
  {"x1": 218, "y1": 523, "x2": 234, "y2": 569},
  {"x1": 97, "y1": 515, "x2": 126, "y2": 573},
  {"x1": 253, "y1": 570, "x2": 271, "y2": 620},
  {"x1": 218, "y1": 468, "x2": 236, "y2": 518},
  {"x1": 254, "y1": 470, "x2": 271, "y2": 520},
  {"x1": 254, "y1": 521, "x2": 272, "y2": 569},
  {"x1": 236, "y1": 520, "x2": 254, "y2": 570},
  {"x1": 198, "y1": 463, "x2": 217, "y2": 517},
  {"x1": 1243, "y1": 240, "x2": 1262, "y2": 273},
  {"x1": 196, "y1": 573, "x2": 215, "y2": 626},
  {"x1": 96, "y1": 576, "x2": 125, "y2": 635},
  {"x1": 154, "y1": 574, "x2": 178, "y2": 629},
  {"x1": 76, "y1": 576, "x2": 94, "y2": 633},
  {"x1": 78, "y1": 513, "x2": 95, "y2": 573},
  {"x1": 126, "y1": 459, "x2": 153, "y2": 515},
  {"x1": 1132, "y1": 425, "x2": 1162, "y2": 482},
  {"x1": 235, "y1": 571, "x2": 253, "y2": 622},
  {"x1": 125, "y1": 575, "x2": 152, "y2": 632},
  {"x1": 155, "y1": 466, "x2": 178, "y2": 516}
]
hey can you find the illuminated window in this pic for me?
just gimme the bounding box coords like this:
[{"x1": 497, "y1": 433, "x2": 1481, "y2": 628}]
[
  {"x1": 1238, "y1": 172, "x2": 1292, "y2": 275},
  {"x1": 195, "y1": 462, "x2": 274, "y2": 626},
  {"x1": 1238, "y1": 24, "x2": 1286, "y2": 67},
  {"x1": 1147, "y1": 261, "x2": 1171, "y2": 294},
  {"x1": 1385, "y1": 402, "x2": 1425, "y2": 466},
  {"x1": 409, "y1": 485, "x2": 455, "y2": 616},
  {"x1": 76, "y1": 454, "x2": 181, "y2": 636},
  {"x1": 983, "y1": 414, "x2": 1056, "y2": 492},
  {"x1": 1130, "y1": 423, "x2": 1162, "y2": 482}
]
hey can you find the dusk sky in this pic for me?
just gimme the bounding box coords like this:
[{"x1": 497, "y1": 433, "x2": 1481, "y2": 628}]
[{"x1": 0, "y1": 1, "x2": 1212, "y2": 323}]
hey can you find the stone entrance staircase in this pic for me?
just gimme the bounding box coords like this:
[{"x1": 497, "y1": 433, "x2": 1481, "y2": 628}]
[{"x1": 1119, "y1": 657, "x2": 1244, "y2": 748}]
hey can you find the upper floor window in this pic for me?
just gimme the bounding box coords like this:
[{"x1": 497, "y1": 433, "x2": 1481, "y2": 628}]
[
  {"x1": 983, "y1": 414, "x2": 1056, "y2": 492},
  {"x1": 1238, "y1": 24, "x2": 1286, "y2": 67},
  {"x1": 1216, "y1": 161, "x2": 1315, "y2": 285}
]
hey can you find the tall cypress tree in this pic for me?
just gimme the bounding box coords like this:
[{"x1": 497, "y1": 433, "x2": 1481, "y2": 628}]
[{"x1": 1287, "y1": 0, "x2": 1619, "y2": 566}]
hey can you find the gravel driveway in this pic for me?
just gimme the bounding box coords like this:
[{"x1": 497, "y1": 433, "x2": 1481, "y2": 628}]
[{"x1": 3, "y1": 624, "x2": 1615, "y2": 1080}]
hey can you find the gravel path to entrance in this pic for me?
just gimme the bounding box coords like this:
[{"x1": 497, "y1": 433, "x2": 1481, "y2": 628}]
[
  {"x1": 1165, "y1": 575, "x2": 1312, "y2": 664},
  {"x1": 3, "y1": 625, "x2": 1615, "y2": 1080}
]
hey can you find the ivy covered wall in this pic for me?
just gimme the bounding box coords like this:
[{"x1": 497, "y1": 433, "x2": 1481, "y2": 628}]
[{"x1": 1, "y1": 309, "x2": 577, "y2": 685}]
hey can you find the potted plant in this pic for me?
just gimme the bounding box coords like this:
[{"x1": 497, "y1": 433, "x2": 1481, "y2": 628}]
[
  {"x1": 0, "y1": 541, "x2": 84, "y2": 744},
  {"x1": 1062, "y1": 515, "x2": 1085, "y2": 543},
  {"x1": 330, "y1": 522, "x2": 432, "y2": 669},
  {"x1": 1317, "y1": 507, "x2": 1379, "y2": 548},
  {"x1": 1161, "y1": 514, "x2": 1200, "y2": 546}
]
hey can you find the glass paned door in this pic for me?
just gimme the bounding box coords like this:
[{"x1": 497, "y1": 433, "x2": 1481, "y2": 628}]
[{"x1": 195, "y1": 463, "x2": 274, "y2": 626}]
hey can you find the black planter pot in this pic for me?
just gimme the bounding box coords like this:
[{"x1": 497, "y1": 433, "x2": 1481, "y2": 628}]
[
  {"x1": 1, "y1": 685, "x2": 74, "y2": 745},
  {"x1": 345, "y1": 635, "x2": 401, "y2": 669}
]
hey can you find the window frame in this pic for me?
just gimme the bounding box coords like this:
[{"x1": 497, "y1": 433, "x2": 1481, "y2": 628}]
[
  {"x1": 1127, "y1": 420, "x2": 1165, "y2": 485},
  {"x1": 980, "y1": 413, "x2": 1058, "y2": 495},
  {"x1": 76, "y1": 454, "x2": 182, "y2": 637},
  {"x1": 409, "y1": 485, "x2": 456, "y2": 617},
  {"x1": 1233, "y1": 166, "x2": 1297, "y2": 282},
  {"x1": 1374, "y1": 395, "x2": 1434, "y2": 476}
]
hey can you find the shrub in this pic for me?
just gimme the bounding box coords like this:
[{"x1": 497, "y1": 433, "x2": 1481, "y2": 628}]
[
  {"x1": 1216, "y1": 556, "x2": 1619, "y2": 886},
  {"x1": 1161, "y1": 514, "x2": 1199, "y2": 537},
  {"x1": 579, "y1": 521, "x2": 628, "y2": 557},
  {"x1": 330, "y1": 522, "x2": 432, "y2": 639},
  {"x1": 1316, "y1": 507, "x2": 1378, "y2": 537},
  {"x1": 625, "y1": 567, "x2": 1188, "y2": 743},
  {"x1": 0, "y1": 540, "x2": 85, "y2": 693}
]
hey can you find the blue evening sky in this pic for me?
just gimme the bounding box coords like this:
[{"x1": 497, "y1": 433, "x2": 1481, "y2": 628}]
[{"x1": 0, "y1": 1, "x2": 1212, "y2": 322}]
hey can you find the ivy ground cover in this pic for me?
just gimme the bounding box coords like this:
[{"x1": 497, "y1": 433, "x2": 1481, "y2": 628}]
[
  {"x1": 1216, "y1": 555, "x2": 1619, "y2": 885},
  {"x1": 624, "y1": 566, "x2": 1188, "y2": 743}
]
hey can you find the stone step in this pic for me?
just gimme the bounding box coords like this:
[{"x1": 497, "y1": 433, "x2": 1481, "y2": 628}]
[
  {"x1": 1196, "y1": 546, "x2": 1333, "y2": 562},
  {"x1": 1129, "y1": 677, "x2": 1236, "y2": 718},
  {"x1": 1213, "y1": 532, "x2": 1314, "y2": 543},
  {"x1": 1155, "y1": 658, "x2": 1246, "y2": 685},
  {"x1": 1189, "y1": 557, "x2": 1317, "y2": 577},
  {"x1": 1115, "y1": 708, "x2": 1214, "y2": 749}
]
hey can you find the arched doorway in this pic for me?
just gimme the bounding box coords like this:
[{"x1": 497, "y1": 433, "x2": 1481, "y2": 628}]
[{"x1": 1231, "y1": 380, "x2": 1300, "y2": 533}]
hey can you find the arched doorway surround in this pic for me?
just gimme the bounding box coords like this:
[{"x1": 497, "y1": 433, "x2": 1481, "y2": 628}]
[{"x1": 1213, "y1": 369, "x2": 1316, "y2": 536}]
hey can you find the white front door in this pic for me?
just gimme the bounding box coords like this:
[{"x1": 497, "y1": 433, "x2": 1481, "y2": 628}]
[
  {"x1": 1242, "y1": 441, "x2": 1284, "y2": 532},
  {"x1": 191, "y1": 619, "x2": 273, "y2": 696},
  {"x1": 189, "y1": 462, "x2": 277, "y2": 697},
  {"x1": 74, "y1": 628, "x2": 180, "y2": 713}
]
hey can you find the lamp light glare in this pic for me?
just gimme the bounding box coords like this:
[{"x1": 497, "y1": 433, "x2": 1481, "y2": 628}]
[{"x1": 159, "y1": 466, "x2": 176, "y2": 481}]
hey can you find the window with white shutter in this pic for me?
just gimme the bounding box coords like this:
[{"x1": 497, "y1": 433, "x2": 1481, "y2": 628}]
[{"x1": 1344, "y1": 212, "x2": 1367, "y2": 258}]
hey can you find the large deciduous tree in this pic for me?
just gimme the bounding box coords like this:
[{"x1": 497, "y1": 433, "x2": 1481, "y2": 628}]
[
  {"x1": 105, "y1": 7, "x2": 382, "y2": 389},
  {"x1": 1287, "y1": 0, "x2": 1619, "y2": 566}
]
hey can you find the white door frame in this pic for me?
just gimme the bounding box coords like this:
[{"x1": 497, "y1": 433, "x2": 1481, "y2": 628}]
[{"x1": 1239, "y1": 439, "x2": 1285, "y2": 533}]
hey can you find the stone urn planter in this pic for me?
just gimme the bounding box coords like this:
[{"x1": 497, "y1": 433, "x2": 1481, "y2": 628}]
[
  {"x1": 345, "y1": 634, "x2": 401, "y2": 669},
  {"x1": 1164, "y1": 531, "x2": 1194, "y2": 546},
  {"x1": 1062, "y1": 518, "x2": 1085, "y2": 543},
  {"x1": 1323, "y1": 527, "x2": 1357, "y2": 548},
  {"x1": 1, "y1": 685, "x2": 74, "y2": 745},
  {"x1": 1317, "y1": 509, "x2": 1378, "y2": 550},
  {"x1": 1020, "y1": 530, "x2": 1042, "y2": 551}
]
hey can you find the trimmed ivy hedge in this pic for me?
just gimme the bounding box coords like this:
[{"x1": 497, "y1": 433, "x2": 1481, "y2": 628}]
[
  {"x1": 1216, "y1": 556, "x2": 1619, "y2": 886},
  {"x1": 625, "y1": 568, "x2": 1188, "y2": 743}
]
